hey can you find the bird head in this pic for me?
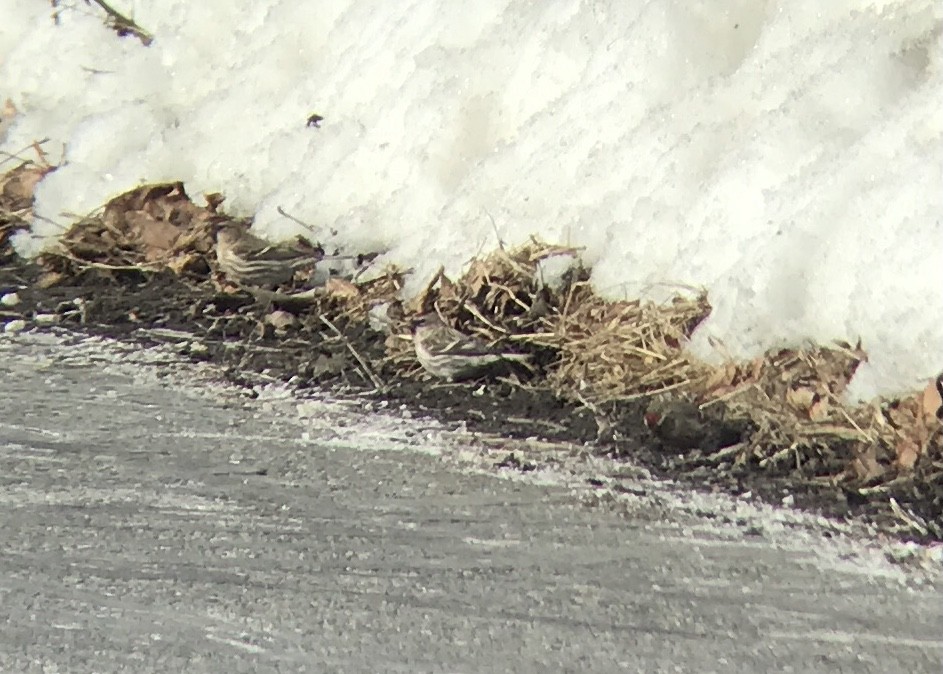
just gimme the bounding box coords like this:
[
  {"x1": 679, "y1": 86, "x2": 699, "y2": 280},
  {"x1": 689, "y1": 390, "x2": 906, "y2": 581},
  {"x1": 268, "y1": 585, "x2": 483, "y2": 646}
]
[
  {"x1": 211, "y1": 219, "x2": 251, "y2": 243},
  {"x1": 410, "y1": 312, "x2": 445, "y2": 334}
]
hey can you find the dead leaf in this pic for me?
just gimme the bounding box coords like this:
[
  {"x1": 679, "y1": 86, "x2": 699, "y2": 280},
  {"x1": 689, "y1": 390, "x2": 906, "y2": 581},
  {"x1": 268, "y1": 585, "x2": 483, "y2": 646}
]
[
  {"x1": 786, "y1": 386, "x2": 816, "y2": 412},
  {"x1": 749, "y1": 357, "x2": 764, "y2": 382},
  {"x1": 410, "y1": 265, "x2": 444, "y2": 313},
  {"x1": 895, "y1": 438, "x2": 919, "y2": 471},
  {"x1": 0, "y1": 164, "x2": 53, "y2": 209},
  {"x1": 324, "y1": 277, "x2": 360, "y2": 300},
  {"x1": 437, "y1": 273, "x2": 460, "y2": 304},
  {"x1": 920, "y1": 376, "x2": 942, "y2": 423},
  {"x1": 465, "y1": 259, "x2": 490, "y2": 296},
  {"x1": 204, "y1": 192, "x2": 225, "y2": 212},
  {"x1": 35, "y1": 271, "x2": 65, "y2": 289},
  {"x1": 128, "y1": 212, "x2": 181, "y2": 260},
  {"x1": 808, "y1": 396, "x2": 830, "y2": 422},
  {"x1": 265, "y1": 310, "x2": 296, "y2": 331},
  {"x1": 849, "y1": 444, "x2": 884, "y2": 482}
]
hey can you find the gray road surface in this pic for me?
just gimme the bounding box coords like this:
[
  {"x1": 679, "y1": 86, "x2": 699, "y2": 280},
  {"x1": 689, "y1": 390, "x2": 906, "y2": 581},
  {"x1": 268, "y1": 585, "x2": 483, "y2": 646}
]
[{"x1": 0, "y1": 333, "x2": 940, "y2": 673}]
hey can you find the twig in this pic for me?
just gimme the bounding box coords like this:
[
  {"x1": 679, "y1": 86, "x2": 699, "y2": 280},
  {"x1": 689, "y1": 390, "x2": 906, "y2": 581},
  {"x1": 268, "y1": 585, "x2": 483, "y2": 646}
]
[
  {"x1": 137, "y1": 328, "x2": 194, "y2": 342},
  {"x1": 51, "y1": 250, "x2": 155, "y2": 272},
  {"x1": 31, "y1": 141, "x2": 50, "y2": 167},
  {"x1": 617, "y1": 379, "x2": 691, "y2": 402},
  {"x1": 464, "y1": 301, "x2": 504, "y2": 334},
  {"x1": 506, "y1": 331, "x2": 558, "y2": 341},
  {"x1": 758, "y1": 443, "x2": 796, "y2": 468},
  {"x1": 888, "y1": 497, "x2": 929, "y2": 536},
  {"x1": 702, "y1": 442, "x2": 746, "y2": 463},
  {"x1": 86, "y1": 0, "x2": 153, "y2": 45},
  {"x1": 559, "y1": 279, "x2": 582, "y2": 327},
  {"x1": 828, "y1": 392, "x2": 875, "y2": 443},
  {"x1": 318, "y1": 314, "x2": 385, "y2": 391},
  {"x1": 856, "y1": 475, "x2": 914, "y2": 495},
  {"x1": 484, "y1": 209, "x2": 505, "y2": 251},
  {"x1": 0, "y1": 138, "x2": 51, "y2": 168},
  {"x1": 277, "y1": 206, "x2": 335, "y2": 238},
  {"x1": 700, "y1": 382, "x2": 760, "y2": 407},
  {"x1": 489, "y1": 283, "x2": 531, "y2": 312},
  {"x1": 575, "y1": 390, "x2": 614, "y2": 442},
  {"x1": 247, "y1": 287, "x2": 319, "y2": 308}
]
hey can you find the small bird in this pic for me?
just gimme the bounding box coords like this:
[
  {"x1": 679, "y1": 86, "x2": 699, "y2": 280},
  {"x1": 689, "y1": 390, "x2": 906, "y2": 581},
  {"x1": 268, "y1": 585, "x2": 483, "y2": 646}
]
[
  {"x1": 412, "y1": 314, "x2": 532, "y2": 381},
  {"x1": 644, "y1": 398, "x2": 748, "y2": 452},
  {"x1": 215, "y1": 223, "x2": 356, "y2": 288},
  {"x1": 644, "y1": 398, "x2": 706, "y2": 450}
]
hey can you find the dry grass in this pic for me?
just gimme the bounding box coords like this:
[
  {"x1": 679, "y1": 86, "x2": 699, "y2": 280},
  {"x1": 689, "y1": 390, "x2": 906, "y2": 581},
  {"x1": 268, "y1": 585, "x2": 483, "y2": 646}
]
[
  {"x1": 0, "y1": 161, "x2": 53, "y2": 262},
  {"x1": 530, "y1": 284, "x2": 712, "y2": 401},
  {"x1": 4, "y1": 171, "x2": 941, "y2": 503},
  {"x1": 405, "y1": 239, "x2": 713, "y2": 400},
  {"x1": 403, "y1": 238, "x2": 941, "y2": 496}
]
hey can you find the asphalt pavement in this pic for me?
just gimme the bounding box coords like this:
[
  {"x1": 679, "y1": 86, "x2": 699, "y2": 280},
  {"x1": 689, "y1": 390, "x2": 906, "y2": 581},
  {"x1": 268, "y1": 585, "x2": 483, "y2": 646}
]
[{"x1": 1, "y1": 332, "x2": 940, "y2": 673}]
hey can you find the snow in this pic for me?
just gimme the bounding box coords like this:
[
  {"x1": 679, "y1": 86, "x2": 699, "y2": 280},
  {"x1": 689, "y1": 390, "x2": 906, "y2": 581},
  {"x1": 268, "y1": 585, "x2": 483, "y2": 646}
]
[{"x1": 1, "y1": 0, "x2": 941, "y2": 399}]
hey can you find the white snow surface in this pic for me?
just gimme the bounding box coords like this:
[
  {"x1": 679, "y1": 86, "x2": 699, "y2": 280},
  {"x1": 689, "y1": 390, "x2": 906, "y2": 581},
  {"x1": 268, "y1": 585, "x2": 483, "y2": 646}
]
[{"x1": 1, "y1": 0, "x2": 941, "y2": 399}]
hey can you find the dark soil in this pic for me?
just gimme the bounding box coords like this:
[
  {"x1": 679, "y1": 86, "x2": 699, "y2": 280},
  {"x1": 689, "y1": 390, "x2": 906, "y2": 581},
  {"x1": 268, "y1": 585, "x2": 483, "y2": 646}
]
[{"x1": 1, "y1": 260, "x2": 940, "y2": 542}]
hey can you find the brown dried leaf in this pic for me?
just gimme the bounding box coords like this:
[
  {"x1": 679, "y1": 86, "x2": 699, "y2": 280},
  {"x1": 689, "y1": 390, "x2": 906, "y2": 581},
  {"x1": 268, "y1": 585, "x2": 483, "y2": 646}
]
[
  {"x1": 895, "y1": 438, "x2": 920, "y2": 471},
  {"x1": 165, "y1": 251, "x2": 202, "y2": 275},
  {"x1": 35, "y1": 271, "x2": 66, "y2": 288},
  {"x1": 103, "y1": 183, "x2": 190, "y2": 231},
  {"x1": 749, "y1": 357, "x2": 765, "y2": 382},
  {"x1": 0, "y1": 164, "x2": 53, "y2": 209},
  {"x1": 146, "y1": 185, "x2": 200, "y2": 225},
  {"x1": 204, "y1": 192, "x2": 225, "y2": 212},
  {"x1": 465, "y1": 259, "x2": 490, "y2": 296},
  {"x1": 701, "y1": 362, "x2": 740, "y2": 397},
  {"x1": 786, "y1": 386, "x2": 816, "y2": 412},
  {"x1": 886, "y1": 396, "x2": 921, "y2": 430},
  {"x1": 264, "y1": 310, "x2": 297, "y2": 331},
  {"x1": 409, "y1": 271, "x2": 436, "y2": 314},
  {"x1": 808, "y1": 396, "x2": 830, "y2": 422},
  {"x1": 849, "y1": 445, "x2": 884, "y2": 482},
  {"x1": 127, "y1": 211, "x2": 181, "y2": 260},
  {"x1": 920, "y1": 377, "x2": 942, "y2": 424},
  {"x1": 437, "y1": 273, "x2": 461, "y2": 304},
  {"x1": 324, "y1": 277, "x2": 360, "y2": 301}
]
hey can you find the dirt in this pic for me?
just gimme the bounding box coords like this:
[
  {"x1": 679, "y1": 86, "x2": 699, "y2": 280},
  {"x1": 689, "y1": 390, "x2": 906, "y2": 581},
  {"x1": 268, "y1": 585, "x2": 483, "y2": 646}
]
[{"x1": 1, "y1": 259, "x2": 940, "y2": 542}]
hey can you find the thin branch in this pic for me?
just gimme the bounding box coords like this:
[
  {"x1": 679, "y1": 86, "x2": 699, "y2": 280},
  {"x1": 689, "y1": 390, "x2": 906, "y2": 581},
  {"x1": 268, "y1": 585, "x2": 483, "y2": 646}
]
[
  {"x1": 48, "y1": 249, "x2": 156, "y2": 272},
  {"x1": 319, "y1": 314, "x2": 385, "y2": 391},
  {"x1": 277, "y1": 206, "x2": 336, "y2": 238},
  {"x1": 86, "y1": 0, "x2": 153, "y2": 45}
]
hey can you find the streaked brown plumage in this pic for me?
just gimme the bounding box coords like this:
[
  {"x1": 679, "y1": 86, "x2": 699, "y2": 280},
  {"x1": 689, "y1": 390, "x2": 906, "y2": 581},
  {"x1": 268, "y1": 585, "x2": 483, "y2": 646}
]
[
  {"x1": 214, "y1": 224, "x2": 322, "y2": 287},
  {"x1": 412, "y1": 314, "x2": 532, "y2": 381}
]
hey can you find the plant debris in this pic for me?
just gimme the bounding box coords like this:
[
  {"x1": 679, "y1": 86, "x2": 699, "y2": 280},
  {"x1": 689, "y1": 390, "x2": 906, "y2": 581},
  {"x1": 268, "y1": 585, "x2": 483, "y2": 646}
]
[
  {"x1": 52, "y1": 0, "x2": 153, "y2": 46},
  {"x1": 1, "y1": 166, "x2": 941, "y2": 541}
]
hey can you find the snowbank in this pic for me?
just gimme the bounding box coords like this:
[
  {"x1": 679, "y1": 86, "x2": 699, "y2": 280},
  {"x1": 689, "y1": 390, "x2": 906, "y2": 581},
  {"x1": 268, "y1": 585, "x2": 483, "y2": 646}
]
[{"x1": 1, "y1": 0, "x2": 940, "y2": 399}]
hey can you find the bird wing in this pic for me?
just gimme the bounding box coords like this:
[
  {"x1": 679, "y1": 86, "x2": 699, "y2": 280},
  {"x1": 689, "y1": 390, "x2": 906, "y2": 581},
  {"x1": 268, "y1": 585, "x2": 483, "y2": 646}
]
[
  {"x1": 419, "y1": 322, "x2": 531, "y2": 361},
  {"x1": 436, "y1": 329, "x2": 496, "y2": 357},
  {"x1": 250, "y1": 243, "x2": 314, "y2": 266}
]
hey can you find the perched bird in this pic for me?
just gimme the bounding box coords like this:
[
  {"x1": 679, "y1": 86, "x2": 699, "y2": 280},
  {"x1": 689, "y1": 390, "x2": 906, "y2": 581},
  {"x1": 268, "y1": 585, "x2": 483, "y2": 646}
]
[
  {"x1": 412, "y1": 314, "x2": 532, "y2": 381},
  {"x1": 215, "y1": 223, "x2": 355, "y2": 288}
]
